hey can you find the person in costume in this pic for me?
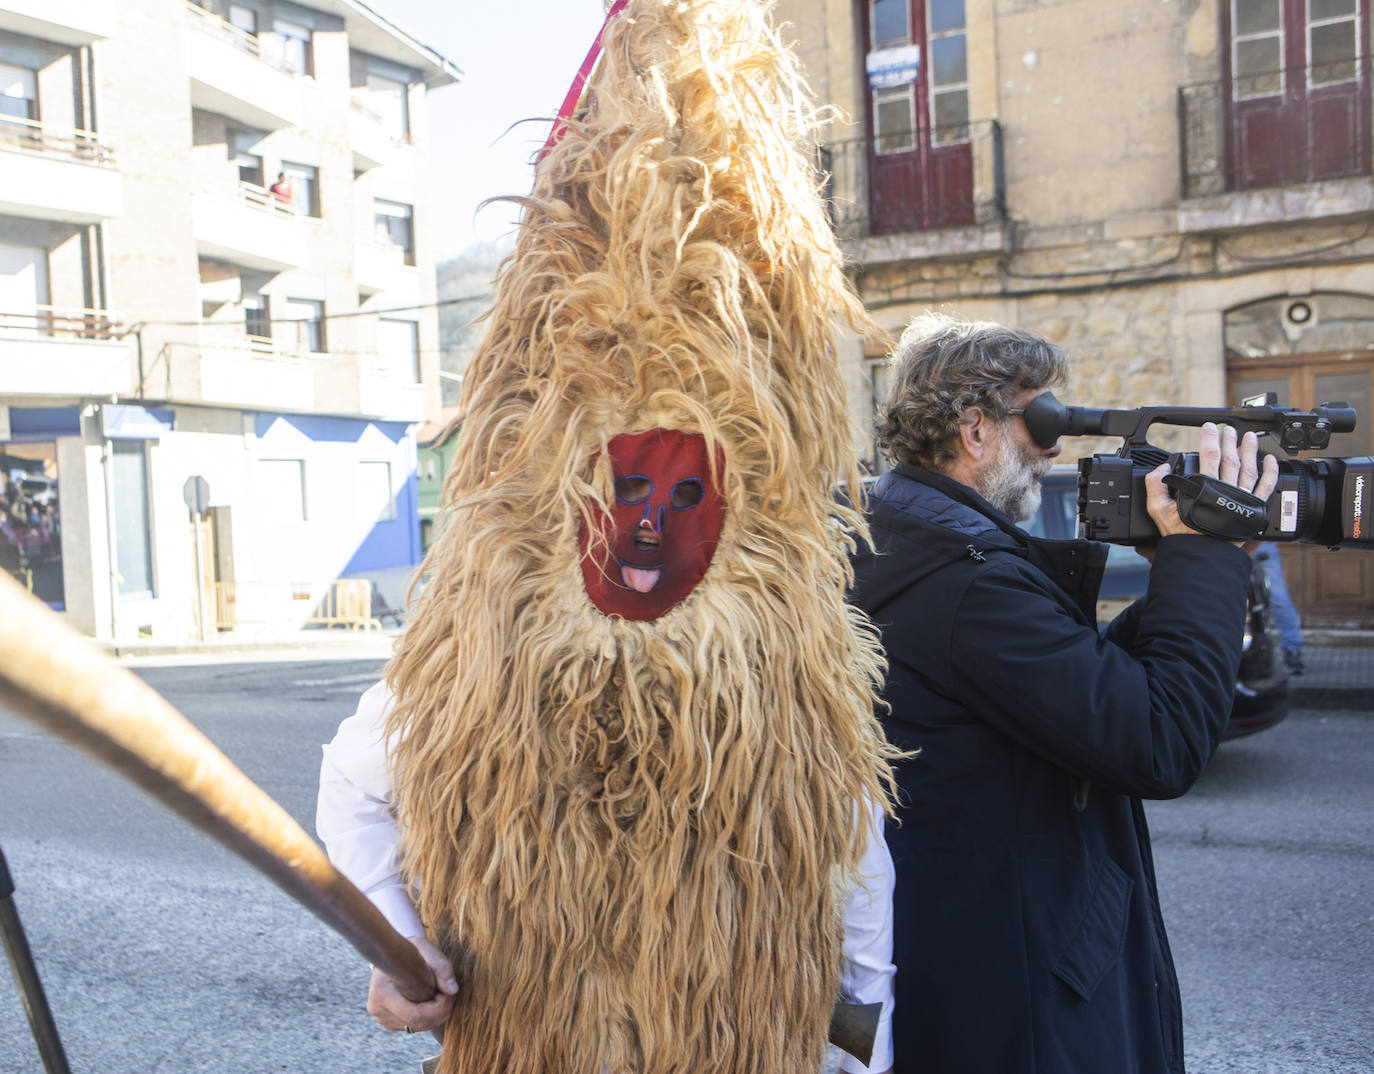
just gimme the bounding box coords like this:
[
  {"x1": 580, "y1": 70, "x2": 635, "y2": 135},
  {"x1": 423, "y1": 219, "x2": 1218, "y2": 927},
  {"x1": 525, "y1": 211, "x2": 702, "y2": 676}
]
[{"x1": 316, "y1": 2, "x2": 899, "y2": 1072}]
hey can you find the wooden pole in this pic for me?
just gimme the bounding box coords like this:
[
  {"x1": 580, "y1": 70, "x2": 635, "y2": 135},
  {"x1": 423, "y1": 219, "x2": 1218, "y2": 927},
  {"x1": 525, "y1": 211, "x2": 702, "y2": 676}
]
[{"x1": 0, "y1": 571, "x2": 435, "y2": 1003}]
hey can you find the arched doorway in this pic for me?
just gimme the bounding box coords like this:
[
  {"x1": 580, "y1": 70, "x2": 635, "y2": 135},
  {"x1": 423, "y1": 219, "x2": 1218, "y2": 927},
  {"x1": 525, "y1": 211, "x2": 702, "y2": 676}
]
[{"x1": 1225, "y1": 292, "x2": 1374, "y2": 628}]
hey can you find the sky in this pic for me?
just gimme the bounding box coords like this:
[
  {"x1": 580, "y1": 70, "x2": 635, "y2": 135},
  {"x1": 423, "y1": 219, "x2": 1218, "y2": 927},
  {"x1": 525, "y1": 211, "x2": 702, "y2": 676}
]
[{"x1": 370, "y1": 0, "x2": 609, "y2": 261}]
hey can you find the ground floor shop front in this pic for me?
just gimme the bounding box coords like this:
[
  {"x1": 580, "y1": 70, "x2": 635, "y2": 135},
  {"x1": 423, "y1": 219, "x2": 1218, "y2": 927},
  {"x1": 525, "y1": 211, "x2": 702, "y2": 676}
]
[{"x1": 0, "y1": 401, "x2": 422, "y2": 643}]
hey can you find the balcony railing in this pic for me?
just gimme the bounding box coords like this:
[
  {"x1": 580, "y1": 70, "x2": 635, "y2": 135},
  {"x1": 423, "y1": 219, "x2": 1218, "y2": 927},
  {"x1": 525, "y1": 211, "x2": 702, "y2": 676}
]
[
  {"x1": 0, "y1": 305, "x2": 123, "y2": 340},
  {"x1": 816, "y1": 119, "x2": 1004, "y2": 240},
  {"x1": 0, "y1": 116, "x2": 115, "y2": 167},
  {"x1": 185, "y1": 1, "x2": 294, "y2": 74},
  {"x1": 237, "y1": 179, "x2": 298, "y2": 217},
  {"x1": 197, "y1": 323, "x2": 316, "y2": 357},
  {"x1": 1179, "y1": 56, "x2": 1372, "y2": 198}
]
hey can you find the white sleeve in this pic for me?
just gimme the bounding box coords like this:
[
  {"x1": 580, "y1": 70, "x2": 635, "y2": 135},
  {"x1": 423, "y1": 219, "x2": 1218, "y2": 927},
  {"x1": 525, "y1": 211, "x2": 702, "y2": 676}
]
[
  {"x1": 837, "y1": 798, "x2": 896, "y2": 1073},
  {"x1": 315, "y1": 680, "x2": 424, "y2": 939}
]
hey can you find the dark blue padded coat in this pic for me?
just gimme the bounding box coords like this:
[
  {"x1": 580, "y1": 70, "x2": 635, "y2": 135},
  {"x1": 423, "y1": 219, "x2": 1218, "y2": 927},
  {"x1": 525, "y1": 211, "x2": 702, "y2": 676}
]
[{"x1": 852, "y1": 464, "x2": 1252, "y2": 1074}]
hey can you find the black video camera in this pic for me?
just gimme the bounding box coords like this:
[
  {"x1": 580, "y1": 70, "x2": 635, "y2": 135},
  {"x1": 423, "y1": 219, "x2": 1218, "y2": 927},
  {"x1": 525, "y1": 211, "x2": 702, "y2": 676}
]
[{"x1": 1018, "y1": 392, "x2": 1373, "y2": 548}]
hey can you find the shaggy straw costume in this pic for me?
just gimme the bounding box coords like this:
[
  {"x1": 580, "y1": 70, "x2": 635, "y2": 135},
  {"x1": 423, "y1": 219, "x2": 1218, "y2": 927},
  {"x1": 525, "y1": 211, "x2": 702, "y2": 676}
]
[{"x1": 385, "y1": 2, "x2": 896, "y2": 1071}]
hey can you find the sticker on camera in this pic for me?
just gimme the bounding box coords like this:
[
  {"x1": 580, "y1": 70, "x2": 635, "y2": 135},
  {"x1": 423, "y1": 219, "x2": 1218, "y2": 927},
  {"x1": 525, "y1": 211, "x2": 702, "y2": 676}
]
[{"x1": 1281, "y1": 491, "x2": 1298, "y2": 532}]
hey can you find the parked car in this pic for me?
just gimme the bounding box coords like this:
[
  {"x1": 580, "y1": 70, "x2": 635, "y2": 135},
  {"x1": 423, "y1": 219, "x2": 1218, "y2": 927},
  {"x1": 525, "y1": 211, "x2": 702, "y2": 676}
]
[{"x1": 1026, "y1": 467, "x2": 1289, "y2": 740}]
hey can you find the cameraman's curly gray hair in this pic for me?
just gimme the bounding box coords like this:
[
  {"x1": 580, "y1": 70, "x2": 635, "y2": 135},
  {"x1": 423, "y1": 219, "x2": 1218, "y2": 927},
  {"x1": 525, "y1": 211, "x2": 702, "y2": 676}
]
[{"x1": 875, "y1": 312, "x2": 1069, "y2": 472}]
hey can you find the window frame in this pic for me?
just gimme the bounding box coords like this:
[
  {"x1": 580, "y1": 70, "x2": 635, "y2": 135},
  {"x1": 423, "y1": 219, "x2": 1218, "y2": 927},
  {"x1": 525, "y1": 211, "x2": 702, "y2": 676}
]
[
  {"x1": 0, "y1": 61, "x2": 38, "y2": 127},
  {"x1": 378, "y1": 316, "x2": 421, "y2": 381},
  {"x1": 281, "y1": 161, "x2": 319, "y2": 217},
  {"x1": 1307, "y1": 0, "x2": 1362, "y2": 87},
  {"x1": 927, "y1": 0, "x2": 970, "y2": 146},
  {"x1": 272, "y1": 18, "x2": 313, "y2": 77},
  {"x1": 1232, "y1": 0, "x2": 1287, "y2": 99},
  {"x1": 256, "y1": 458, "x2": 308, "y2": 522},
  {"x1": 111, "y1": 440, "x2": 156, "y2": 598},
  {"x1": 358, "y1": 460, "x2": 396, "y2": 522},
  {"x1": 374, "y1": 199, "x2": 415, "y2": 266},
  {"x1": 282, "y1": 297, "x2": 326, "y2": 354}
]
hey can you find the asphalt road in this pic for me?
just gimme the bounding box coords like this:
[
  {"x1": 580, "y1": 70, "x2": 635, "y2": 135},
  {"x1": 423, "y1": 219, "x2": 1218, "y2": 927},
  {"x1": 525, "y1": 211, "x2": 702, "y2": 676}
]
[{"x1": 1, "y1": 656, "x2": 1371, "y2": 1073}]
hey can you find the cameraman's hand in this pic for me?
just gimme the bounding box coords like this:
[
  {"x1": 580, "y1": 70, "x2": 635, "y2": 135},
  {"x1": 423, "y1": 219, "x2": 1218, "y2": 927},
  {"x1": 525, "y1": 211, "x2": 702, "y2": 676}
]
[{"x1": 1144, "y1": 422, "x2": 1278, "y2": 548}]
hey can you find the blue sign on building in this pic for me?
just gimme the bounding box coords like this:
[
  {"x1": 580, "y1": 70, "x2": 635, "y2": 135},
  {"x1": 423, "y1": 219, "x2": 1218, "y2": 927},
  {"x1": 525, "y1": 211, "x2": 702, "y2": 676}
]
[{"x1": 866, "y1": 44, "x2": 921, "y2": 89}]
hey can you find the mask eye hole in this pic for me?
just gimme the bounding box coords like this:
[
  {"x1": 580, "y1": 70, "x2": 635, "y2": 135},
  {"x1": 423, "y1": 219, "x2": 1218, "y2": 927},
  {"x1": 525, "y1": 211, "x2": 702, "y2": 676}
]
[
  {"x1": 615, "y1": 476, "x2": 653, "y2": 505},
  {"x1": 670, "y1": 478, "x2": 704, "y2": 509}
]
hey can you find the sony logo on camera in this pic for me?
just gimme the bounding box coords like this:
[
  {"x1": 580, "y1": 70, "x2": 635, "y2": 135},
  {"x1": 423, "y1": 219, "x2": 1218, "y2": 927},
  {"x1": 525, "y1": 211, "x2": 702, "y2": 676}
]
[{"x1": 1215, "y1": 495, "x2": 1262, "y2": 519}]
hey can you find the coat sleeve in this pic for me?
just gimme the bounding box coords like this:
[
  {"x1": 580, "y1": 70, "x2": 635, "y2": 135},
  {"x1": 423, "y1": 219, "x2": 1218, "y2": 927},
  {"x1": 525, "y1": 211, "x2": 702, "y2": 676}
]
[{"x1": 943, "y1": 534, "x2": 1251, "y2": 798}]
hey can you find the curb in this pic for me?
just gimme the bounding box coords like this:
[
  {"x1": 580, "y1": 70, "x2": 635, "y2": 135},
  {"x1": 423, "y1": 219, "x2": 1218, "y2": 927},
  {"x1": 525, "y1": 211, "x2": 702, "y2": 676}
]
[{"x1": 99, "y1": 631, "x2": 400, "y2": 661}]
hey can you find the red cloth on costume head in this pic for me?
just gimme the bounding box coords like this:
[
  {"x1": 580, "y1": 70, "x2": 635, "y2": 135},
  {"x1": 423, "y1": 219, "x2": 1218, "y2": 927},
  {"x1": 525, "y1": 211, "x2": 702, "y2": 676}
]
[{"x1": 579, "y1": 429, "x2": 725, "y2": 620}]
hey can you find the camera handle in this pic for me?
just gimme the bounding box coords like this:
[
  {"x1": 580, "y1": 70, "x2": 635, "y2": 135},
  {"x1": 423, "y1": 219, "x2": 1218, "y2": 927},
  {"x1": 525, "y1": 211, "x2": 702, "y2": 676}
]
[
  {"x1": 1162, "y1": 473, "x2": 1270, "y2": 541},
  {"x1": 1019, "y1": 392, "x2": 1356, "y2": 456},
  {"x1": 0, "y1": 845, "x2": 73, "y2": 1074}
]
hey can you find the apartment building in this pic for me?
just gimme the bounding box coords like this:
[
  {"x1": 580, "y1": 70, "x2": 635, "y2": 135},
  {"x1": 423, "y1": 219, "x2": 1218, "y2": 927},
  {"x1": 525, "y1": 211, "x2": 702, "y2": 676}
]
[
  {"x1": 0, "y1": 0, "x2": 458, "y2": 640},
  {"x1": 776, "y1": 0, "x2": 1374, "y2": 627}
]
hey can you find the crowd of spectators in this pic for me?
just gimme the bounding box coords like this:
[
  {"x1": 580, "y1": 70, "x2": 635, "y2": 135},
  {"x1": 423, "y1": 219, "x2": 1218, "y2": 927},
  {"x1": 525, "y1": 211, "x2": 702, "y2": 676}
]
[{"x1": 1, "y1": 475, "x2": 60, "y2": 588}]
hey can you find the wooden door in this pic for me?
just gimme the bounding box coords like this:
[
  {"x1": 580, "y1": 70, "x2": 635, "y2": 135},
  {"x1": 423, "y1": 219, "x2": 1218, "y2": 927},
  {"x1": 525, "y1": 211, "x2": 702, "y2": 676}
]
[
  {"x1": 864, "y1": 0, "x2": 974, "y2": 233},
  {"x1": 1230, "y1": 355, "x2": 1374, "y2": 627},
  {"x1": 1223, "y1": 0, "x2": 1371, "y2": 190}
]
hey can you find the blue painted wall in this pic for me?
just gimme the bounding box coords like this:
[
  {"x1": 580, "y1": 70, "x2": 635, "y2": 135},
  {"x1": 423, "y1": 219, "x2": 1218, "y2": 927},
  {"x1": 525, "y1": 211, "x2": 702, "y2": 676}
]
[{"x1": 254, "y1": 412, "x2": 422, "y2": 576}]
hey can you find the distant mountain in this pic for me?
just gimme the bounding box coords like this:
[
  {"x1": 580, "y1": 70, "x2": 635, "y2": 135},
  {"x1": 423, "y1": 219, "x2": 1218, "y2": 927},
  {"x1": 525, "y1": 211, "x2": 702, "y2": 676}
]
[{"x1": 436, "y1": 241, "x2": 508, "y2": 407}]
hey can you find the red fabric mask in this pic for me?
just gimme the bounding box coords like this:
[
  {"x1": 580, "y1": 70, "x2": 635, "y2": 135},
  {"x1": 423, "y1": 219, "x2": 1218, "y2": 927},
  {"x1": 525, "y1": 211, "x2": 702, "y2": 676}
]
[{"x1": 579, "y1": 429, "x2": 725, "y2": 620}]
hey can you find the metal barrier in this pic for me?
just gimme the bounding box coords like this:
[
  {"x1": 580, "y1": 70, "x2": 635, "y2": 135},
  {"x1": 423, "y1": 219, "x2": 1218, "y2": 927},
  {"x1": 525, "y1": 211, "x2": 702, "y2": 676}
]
[
  {"x1": 206, "y1": 579, "x2": 382, "y2": 634},
  {"x1": 305, "y1": 580, "x2": 383, "y2": 632}
]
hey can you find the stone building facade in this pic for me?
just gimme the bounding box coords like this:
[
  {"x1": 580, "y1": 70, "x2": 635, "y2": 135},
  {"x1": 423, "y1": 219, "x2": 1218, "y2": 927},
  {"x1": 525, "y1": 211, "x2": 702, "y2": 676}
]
[
  {"x1": 775, "y1": 0, "x2": 1374, "y2": 627},
  {"x1": 0, "y1": 0, "x2": 458, "y2": 640}
]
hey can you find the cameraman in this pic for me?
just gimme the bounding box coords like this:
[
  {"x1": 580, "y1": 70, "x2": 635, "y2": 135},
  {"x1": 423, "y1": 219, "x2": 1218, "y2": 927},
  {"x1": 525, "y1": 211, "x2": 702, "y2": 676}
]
[{"x1": 852, "y1": 314, "x2": 1277, "y2": 1074}]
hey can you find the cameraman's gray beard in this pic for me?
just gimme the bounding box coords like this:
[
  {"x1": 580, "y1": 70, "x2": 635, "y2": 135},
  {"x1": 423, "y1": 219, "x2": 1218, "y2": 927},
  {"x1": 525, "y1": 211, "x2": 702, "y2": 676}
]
[{"x1": 979, "y1": 444, "x2": 1048, "y2": 524}]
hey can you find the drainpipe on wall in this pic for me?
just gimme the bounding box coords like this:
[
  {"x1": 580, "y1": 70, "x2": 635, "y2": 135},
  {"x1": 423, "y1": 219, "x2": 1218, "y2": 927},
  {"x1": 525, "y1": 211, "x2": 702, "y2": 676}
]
[{"x1": 101, "y1": 419, "x2": 119, "y2": 642}]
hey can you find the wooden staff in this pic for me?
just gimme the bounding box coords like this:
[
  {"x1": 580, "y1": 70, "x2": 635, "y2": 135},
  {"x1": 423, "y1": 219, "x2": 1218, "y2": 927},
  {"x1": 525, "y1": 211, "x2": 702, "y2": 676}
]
[
  {"x1": 0, "y1": 571, "x2": 436, "y2": 1002},
  {"x1": 0, "y1": 572, "x2": 878, "y2": 1065}
]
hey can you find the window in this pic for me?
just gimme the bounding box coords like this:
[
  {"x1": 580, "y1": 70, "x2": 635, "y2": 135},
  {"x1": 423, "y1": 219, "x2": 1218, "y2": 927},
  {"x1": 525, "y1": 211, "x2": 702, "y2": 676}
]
[
  {"x1": 1309, "y1": 0, "x2": 1359, "y2": 85},
  {"x1": 0, "y1": 241, "x2": 50, "y2": 334},
  {"x1": 366, "y1": 71, "x2": 410, "y2": 139},
  {"x1": 232, "y1": 128, "x2": 265, "y2": 186},
  {"x1": 868, "y1": 357, "x2": 893, "y2": 418},
  {"x1": 358, "y1": 461, "x2": 396, "y2": 522},
  {"x1": 1233, "y1": 0, "x2": 1284, "y2": 97},
  {"x1": 873, "y1": 86, "x2": 915, "y2": 153},
  {"x1": 0, "y1": 62, "x2": 37, "y2": 139},
  {"x1": 236, "y1": 152, "x2": 264, "y2": 186},
  {"x1": 378, "y1": 318, "x2": 420, "y2": 381},
  {"x1": 272, "y1": 19, "x2": 312, "y2": 76},
  {"x1": 112, "y1": 441, "x2": 154, "y2": 596},
  {"x1": 282, "y1": 161, "x2": 319, "y2": 217},
  {"x1": 257, "y1": 459, "x2": 306, "y2": 521},
  {"x1": 243, "y1": 292, "x2": 269, "y2": 341},
  {"x1": 870, "y1": 0, "x2": 910, "y2": 49},
  {"x1": 283, "y1": 298, "x2": 325, "y2": 353},
  {"x1": 228, "y1": 3, "x2": 258, "y2": 36},
  {"x1": 929, "y1": 0, "x2": 969, "y2": 143},
  {"x1": 375, "y1": 200, "x2": 415, "y2": 265}
]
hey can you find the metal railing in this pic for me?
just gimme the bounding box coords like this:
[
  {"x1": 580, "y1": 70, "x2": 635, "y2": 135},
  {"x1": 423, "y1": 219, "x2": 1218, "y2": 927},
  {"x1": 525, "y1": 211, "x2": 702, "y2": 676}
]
[
  {"x1": 815, "y1": 119, "x2": 1004, "y2": 239},
  {"x1": 237, "y1": 179, "x2": 298, "y2": 217},
  {"x1": 0, "y1": 306, "x2": 123, "y2": 340},
  {"x1": 185, "y1": 0, "x2": 295, "y2": 75},
  {"x1": 349, "y1": 95, "x2": 385, "y2": 124},
  {"x1": 1179, "y1": 55, "x2": 1372, "y2": 197},
  {"x1": 305, "y1": 579, "x2": 383, "y2": 632},
  {"x1": 0, "y1": 115, "x2": 116, "y2": 167}
]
